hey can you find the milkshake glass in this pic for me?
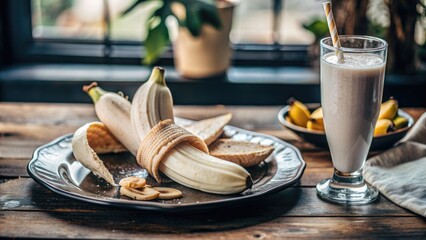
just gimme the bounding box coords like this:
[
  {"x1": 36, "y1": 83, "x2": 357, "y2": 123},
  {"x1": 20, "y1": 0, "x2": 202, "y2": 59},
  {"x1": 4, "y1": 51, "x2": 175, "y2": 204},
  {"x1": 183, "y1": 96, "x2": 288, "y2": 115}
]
[{"x1": 317, "y1": 36, "x2": 388, "y2": 204}]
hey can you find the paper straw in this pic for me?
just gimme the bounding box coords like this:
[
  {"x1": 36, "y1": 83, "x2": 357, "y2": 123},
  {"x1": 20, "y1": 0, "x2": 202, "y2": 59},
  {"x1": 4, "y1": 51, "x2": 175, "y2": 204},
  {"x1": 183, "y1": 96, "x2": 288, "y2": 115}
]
[{"x1": 323, "y1": 1, "x2": 344, "y2": 62}]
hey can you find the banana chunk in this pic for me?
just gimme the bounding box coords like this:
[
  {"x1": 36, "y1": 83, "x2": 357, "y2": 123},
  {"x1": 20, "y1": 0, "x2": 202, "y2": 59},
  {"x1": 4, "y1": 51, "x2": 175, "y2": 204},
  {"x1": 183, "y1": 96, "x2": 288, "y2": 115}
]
[
  {"x1": 119, "y1": 176, "x2": 146, "y2": 189},
  {"x1": 72, "y1": 122, "x2": 125, "y2": 186}
]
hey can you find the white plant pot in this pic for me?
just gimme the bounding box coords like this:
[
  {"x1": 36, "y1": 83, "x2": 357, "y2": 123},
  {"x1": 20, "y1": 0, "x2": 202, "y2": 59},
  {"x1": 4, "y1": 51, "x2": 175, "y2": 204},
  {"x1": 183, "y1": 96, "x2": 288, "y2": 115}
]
[{"x1": 173, "y1": 1, "x2": 236, "y2": 79}]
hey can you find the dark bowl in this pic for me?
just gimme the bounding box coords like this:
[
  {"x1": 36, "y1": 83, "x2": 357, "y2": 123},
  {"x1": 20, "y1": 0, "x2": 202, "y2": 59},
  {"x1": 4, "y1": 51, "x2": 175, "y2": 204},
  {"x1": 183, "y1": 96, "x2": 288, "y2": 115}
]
[{"x1": 277, "y1": 104, "x2": 414, "y2": 151}]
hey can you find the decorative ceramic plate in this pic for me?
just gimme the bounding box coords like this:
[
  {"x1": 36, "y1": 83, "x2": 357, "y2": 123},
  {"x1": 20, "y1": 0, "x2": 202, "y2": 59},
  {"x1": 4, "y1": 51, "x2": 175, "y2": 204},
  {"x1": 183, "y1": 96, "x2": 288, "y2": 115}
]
[
  {"x1": 278, "y1": 104, "x2": 414, "y2": 150},
  {"x1": 28, "y1": 118, "x2": 306, "y2": 212}
]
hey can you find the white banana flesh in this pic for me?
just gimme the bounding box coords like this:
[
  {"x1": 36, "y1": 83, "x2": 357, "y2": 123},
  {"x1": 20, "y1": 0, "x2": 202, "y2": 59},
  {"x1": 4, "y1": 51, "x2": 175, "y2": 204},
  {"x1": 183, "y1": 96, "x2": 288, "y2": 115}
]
[
  {"x1": 160, "y1": 143, "x2": 251, "y2": 194},
  {"x1": 85, "y1": 83, "x2": 139, "y2": 156},
  {"x1": 132, "y1": 67, "x2": 252, "y2": 194},
  {"x1": 131, "y1": 68, "x2": 174, "y2": 141},
  {"x1": 95, "y1": 93, "x2": 139, "y2": 155}
]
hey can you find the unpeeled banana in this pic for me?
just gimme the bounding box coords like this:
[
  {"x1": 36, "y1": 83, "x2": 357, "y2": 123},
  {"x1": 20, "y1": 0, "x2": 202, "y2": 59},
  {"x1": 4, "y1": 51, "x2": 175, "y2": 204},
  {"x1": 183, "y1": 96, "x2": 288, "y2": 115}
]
[
  {"x1": 374, "y1": 119, "x2": 393, "y2": 136},
  {"x1": 379, "y1": 98, "x2": 398, "y2": 120},
  {"x1": 287, "y1": 98, "x2": 310, "y2": 127},
  {"x1": 307, "y1": 119, "x2": 324, "y2": 131},
  {"x1": 307, "y1": 107, "x2": 324, "y2": 131},
  {"x1": 285, "y1": 97, "x2": 409, "y2": 136},
  {"x1": 393, "y1": 116, "x2": 409, "y2": 130}
]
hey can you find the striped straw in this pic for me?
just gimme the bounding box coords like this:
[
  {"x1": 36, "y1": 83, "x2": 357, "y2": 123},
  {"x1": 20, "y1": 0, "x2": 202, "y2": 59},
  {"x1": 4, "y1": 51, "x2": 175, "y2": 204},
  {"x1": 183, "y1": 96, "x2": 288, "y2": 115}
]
[{"x1": 323, "y1": 1, "x2": 344, "y2": 62}]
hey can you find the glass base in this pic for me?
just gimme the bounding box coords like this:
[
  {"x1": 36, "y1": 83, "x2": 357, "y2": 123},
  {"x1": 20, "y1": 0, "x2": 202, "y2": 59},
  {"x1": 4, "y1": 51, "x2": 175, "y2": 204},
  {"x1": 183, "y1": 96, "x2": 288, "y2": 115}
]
[{"x1": 316, "y1": 169, "x2": 379, "y2": 205}]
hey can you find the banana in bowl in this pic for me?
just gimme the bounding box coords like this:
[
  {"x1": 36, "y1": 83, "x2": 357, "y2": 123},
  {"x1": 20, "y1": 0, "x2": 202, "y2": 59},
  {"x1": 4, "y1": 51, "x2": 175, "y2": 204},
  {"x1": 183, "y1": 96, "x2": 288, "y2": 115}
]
[{"x1": 278, "y1": 98, "x2": 414, "y2": 150}]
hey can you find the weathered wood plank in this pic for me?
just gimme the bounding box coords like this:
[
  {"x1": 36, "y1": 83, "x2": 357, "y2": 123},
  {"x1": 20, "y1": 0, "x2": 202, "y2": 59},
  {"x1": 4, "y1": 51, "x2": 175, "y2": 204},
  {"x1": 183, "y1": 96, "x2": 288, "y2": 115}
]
[
  {"x1": 300, "y1": 167, "x2": 334, "y2": 186},
  {"x1": 0, "y1": 104, "x2": 425, "y2": 239},
  {"x1": 404, "y1": 108, "x2": 425, "y2": 121},
  {"x1": 1, "y1": 104, "x2": 423, "y2": 128},
  {"x1": 0, "y1": 159, "x2": 29, "y2": 177},
  {"x1": 0, "y1": 178, "x2": 414, "y2": 217},
  {"x1": 0, "y1": 211, "x2": 424, "y2": 239},
  {"x1": 0, "y1": 103, "x2": 96, "y2": 125}
]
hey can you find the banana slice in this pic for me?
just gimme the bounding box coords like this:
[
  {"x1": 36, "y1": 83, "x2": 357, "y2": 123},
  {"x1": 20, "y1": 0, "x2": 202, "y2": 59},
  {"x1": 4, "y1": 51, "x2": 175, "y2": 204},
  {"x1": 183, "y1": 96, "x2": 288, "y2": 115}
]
[
  {"x1": 119, "y1": 176, "x2": 147, "y2": 189},
  {"x1": 120, "y1": 187, "x2": 160, "y2": 200},
  {"x1": 152, "y1": 187, "x2": 183, "y2": 199},
  {"x1": 72, "y1": 122, "x2": 125, "y2": 185}
]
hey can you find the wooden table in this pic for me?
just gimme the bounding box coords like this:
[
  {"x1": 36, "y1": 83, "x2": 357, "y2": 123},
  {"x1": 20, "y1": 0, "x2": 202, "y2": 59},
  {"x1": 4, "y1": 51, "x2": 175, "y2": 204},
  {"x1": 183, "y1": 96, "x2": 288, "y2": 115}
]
[{"x1": 0, "y1": 103, "x2": 425, "y2": 239}]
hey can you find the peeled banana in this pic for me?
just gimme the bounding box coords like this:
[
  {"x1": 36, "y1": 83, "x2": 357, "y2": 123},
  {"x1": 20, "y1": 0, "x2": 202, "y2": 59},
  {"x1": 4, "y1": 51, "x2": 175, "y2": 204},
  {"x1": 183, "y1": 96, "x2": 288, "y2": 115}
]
[
  {"x1": 124, "y1": 67, "x2": 253, "y2": 194},
  {"x1": 379, "y1": 98, "x2": 398, "y2": 120},
  {"x1": 159, "y1": 144, "x2": 252, "y2": 194},
  {"x1": 131, "y1": 67, "x2": 174, "y2": 141},
  {"x1": 84, "y1": 83, "x2": 140, "y2": 156},
  {"x1": 287, "y1": 98, "x2": 310, "y2": 127}
]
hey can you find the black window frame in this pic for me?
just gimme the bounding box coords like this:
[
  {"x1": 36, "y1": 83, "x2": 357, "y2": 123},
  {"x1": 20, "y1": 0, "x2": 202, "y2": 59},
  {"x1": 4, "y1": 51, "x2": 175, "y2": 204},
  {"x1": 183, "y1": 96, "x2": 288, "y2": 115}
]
[{"x1": 4, "y1": 0, "x2": 310, "y2": 67}]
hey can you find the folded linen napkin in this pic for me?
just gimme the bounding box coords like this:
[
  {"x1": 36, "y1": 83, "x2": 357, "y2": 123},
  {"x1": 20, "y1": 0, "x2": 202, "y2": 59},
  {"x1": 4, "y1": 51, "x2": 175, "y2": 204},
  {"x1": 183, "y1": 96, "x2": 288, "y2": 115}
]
[{"x1": 363, "y1": 113, "x2": 426, "y2": 217}]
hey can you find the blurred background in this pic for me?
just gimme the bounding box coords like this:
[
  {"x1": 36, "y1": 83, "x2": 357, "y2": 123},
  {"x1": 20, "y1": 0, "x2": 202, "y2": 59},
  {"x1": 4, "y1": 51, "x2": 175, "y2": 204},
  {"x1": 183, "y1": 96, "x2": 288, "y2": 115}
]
[
  {"x1": 29, "y1": 0, "x2": 426, "y2": 47},
  {"x1": 0, "y1": 0, "x2": 425, "y2": 106}
]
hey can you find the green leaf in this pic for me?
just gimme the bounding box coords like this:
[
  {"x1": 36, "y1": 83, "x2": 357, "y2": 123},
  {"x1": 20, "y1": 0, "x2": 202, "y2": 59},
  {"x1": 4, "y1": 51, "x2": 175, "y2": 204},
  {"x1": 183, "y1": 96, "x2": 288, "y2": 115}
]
[
  {"x1": 121, "y1": 0, "x2": 147, "y2": 16},
  {"x1": 302, "y1": 19, "x2": 328, "y2": 40},
  {"x1": 198, "y1": 1, "x2": 221, "y2": 29},
  {"x1": 185, "y1": 4, "x2": 202, "y2": 36},
  {"x1": 179, "y1": 0, "x2": 221, "y2": 37},
  {"x1": 143, "y1": 16, "x2": 170, "y2": 65}
]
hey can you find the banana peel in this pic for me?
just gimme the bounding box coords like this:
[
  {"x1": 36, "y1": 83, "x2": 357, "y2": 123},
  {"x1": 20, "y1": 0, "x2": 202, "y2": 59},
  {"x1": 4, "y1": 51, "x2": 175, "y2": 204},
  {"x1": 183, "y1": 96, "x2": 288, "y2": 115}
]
[
  {"x1": 184, "y1": 113, "x2": 232, "y2": 145},
  {"x1": 72, "y1": 122, "x2": 126, "y2": 186}
]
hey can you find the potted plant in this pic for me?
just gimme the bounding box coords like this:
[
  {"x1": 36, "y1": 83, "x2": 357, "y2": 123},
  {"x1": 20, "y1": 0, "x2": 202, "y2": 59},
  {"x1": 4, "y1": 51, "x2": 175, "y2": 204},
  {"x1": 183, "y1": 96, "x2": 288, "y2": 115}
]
[{"x1": 123, "y1": 0, "x2": 238, "y2": 78}]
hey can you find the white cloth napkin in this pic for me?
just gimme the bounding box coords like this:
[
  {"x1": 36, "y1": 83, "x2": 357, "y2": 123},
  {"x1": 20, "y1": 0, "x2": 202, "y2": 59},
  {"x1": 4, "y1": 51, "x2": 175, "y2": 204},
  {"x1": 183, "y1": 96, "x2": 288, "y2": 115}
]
[{"x1": 363, "y1": 113, "x2": 426, "y2": 217}]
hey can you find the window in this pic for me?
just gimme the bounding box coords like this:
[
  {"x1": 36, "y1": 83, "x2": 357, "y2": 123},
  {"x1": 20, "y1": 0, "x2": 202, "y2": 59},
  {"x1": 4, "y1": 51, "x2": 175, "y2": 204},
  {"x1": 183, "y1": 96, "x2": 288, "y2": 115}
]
[
  {"x1": 31, "y1": 0, "x2": 324, "y2": 45},
  {"x1": 6, "y1": 0, "x2": 426, "y2": 67},
  {"x1": 6, "y1": 0, "x2": 324, "y2": 66}
]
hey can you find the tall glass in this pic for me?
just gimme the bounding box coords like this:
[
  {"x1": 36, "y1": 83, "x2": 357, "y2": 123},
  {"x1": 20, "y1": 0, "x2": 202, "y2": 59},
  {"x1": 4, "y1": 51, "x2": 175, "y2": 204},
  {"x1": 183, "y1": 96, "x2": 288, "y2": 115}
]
[{"x1": 317, "y1": 36, "x2": 388, "y2": 204}]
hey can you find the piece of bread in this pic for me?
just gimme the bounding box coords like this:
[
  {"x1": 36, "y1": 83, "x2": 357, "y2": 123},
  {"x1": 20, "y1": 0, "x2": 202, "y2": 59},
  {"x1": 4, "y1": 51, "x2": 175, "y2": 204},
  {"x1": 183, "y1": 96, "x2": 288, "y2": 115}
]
[
  {"x1": 185, "y1": 113, "x2": 232, "y2": 145},
  {"x1": 209, "y1": 139, "x2": 274, "y2": 167}
]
